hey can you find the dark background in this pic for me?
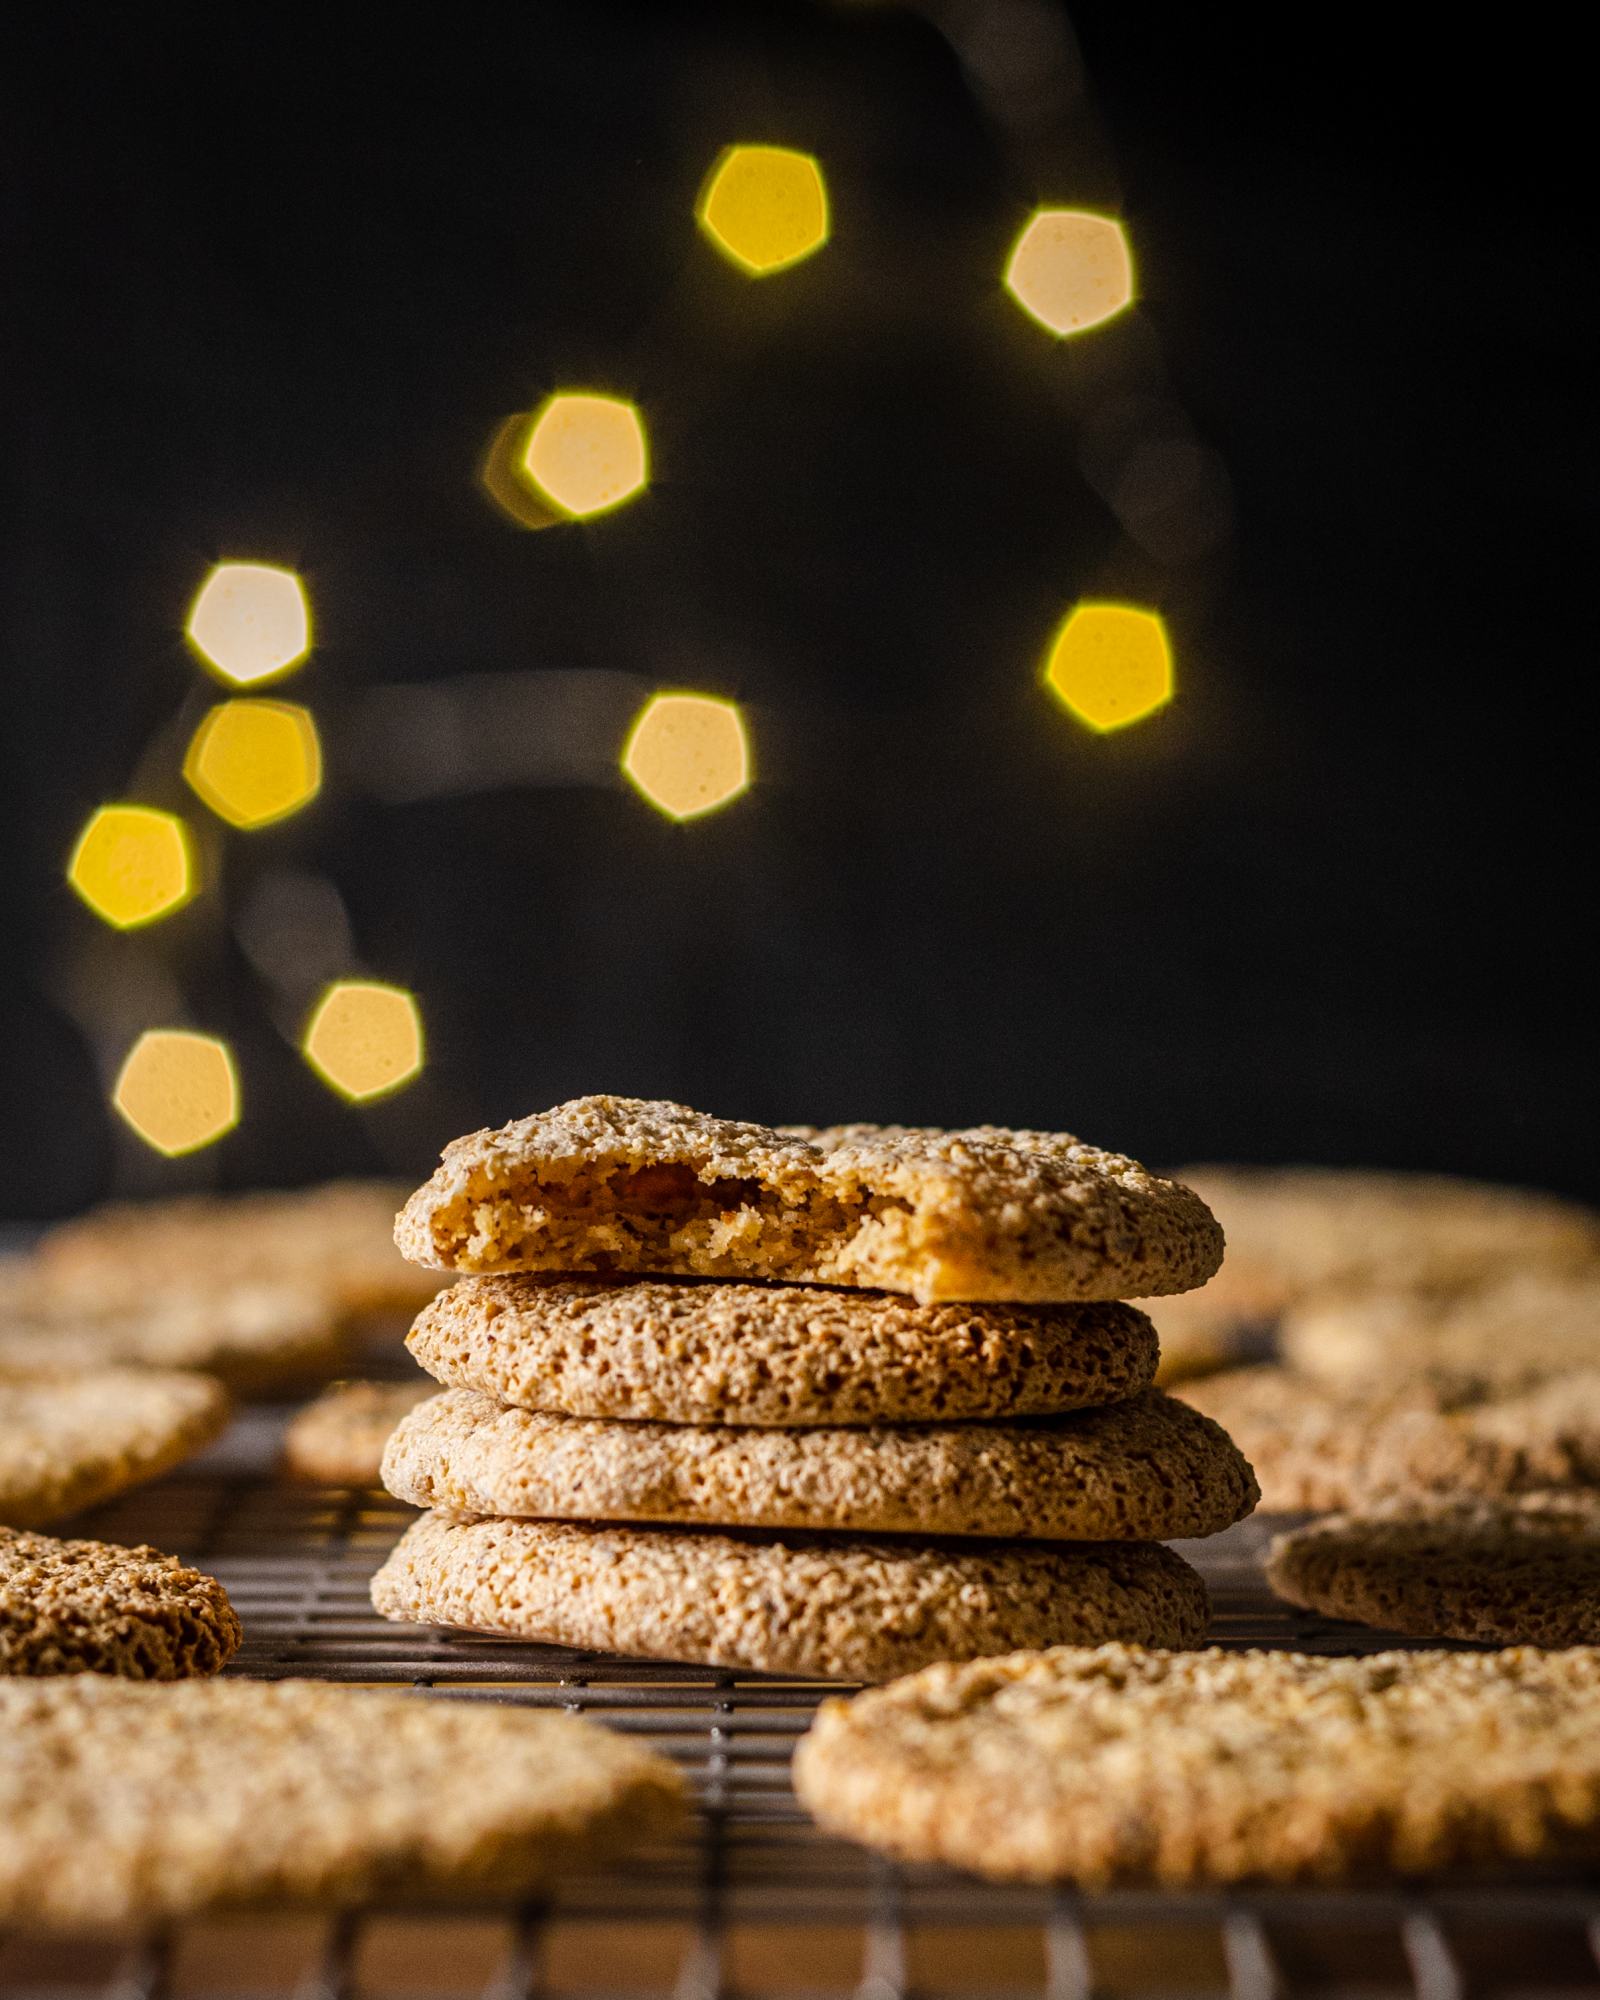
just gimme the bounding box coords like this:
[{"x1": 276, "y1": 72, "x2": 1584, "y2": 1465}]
[{"x1": 1, "y1": 3, "x2": 1590, "y2": 1218}]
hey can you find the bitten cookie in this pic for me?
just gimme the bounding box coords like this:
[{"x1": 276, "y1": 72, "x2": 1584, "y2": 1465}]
[
  {"x1": 409, "y1": 1275, "x2": 1159, "y2": 1425},
  {"x1": 793, "y1": 1644, "x2": 1600, "y2": 1885},
  {"x1": 370, "y1": 1513, "x2": 1209, "y2": 1681},
  {"x1": 284, "y1": 1381, "x2": 434, "y2": 1487},
  {"x1": 0, "y1": 1370, "x2": 230, "y2": 1528},
  {"x1": 0, "y1": 1529, "x2": 241, "y2": 1677},
  {"x1": 0, "y1": 1676, "x2": 684, "y2": 1926},
  {"x1": 382, "y1": 1388, "x2": 1257, "y2": 1541},
  {"x1": 396, "y1": 1096, "x2": 1224, "y2": 1304},
  {"x1": 1267, "y1": 1496, "x2": 1600, "y2": 1645}
]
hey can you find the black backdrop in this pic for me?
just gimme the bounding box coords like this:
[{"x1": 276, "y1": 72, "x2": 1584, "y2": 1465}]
[{"x1": 1, "y1": 3, "x2": 1590, "y2": 1217}]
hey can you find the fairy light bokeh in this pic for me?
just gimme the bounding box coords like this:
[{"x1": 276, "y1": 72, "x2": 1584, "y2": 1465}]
[
  {"x1": 697, "y1": 145, "x2": 830, "y2": 276},
  {"x1": 1044, "y1": 604, "x2": 1174, "y2": 732},
  {"x1": 67, "y1": 806, "x2": 195, "y2": 930},
  {"x1": 112, "y1": 1030, "x2": 240, "y2": 1156},
  {"x1": 1004, "y1": 209, "x2": 1134, "y2": 336},
  {"x1": 302, "y1": 981, "x2": 424, "y2": 1103},
  {"x1": 186, "y1": 563, "x2": 311, "y2": 686},
  {"x1": 623, "y1": 695, "x2": 751, "y2": 820},
  {"x1": 183, "y1": 699, "x2": 323, "y2": 830},
  {"x1": 520, "y1": 393, "x2": 649, "y2": 520}
]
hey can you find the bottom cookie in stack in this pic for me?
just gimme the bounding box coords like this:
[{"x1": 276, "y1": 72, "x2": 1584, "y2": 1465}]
[{"x1": 369, "y1": 1278, "x2": 1258, "y2": 1680}]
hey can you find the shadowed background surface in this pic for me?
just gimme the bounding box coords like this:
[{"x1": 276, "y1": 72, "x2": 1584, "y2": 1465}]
[{"x1": 0, "y1": 2, "x2": 1588, "y2": 1215}]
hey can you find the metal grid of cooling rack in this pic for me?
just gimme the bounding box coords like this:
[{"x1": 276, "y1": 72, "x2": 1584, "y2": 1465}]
[{"x1": 4, "y1": 1412, "x2": 1600, "y2": 2000}]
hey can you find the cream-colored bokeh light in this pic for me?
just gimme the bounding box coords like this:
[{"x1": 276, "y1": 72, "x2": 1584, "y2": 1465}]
[
  {"x1": 622, "y1": 694, "x2": 750, "y2": 820},
  {"x1": 113, "y1": 1030, "x2": 239, "y2": 1156},
  {"x1": 697, "y1": 145, "x2": 829, "y2": 276},
  {"x1": 183, "y1": 700, "x2": 322, "y2": 829},
  {"x1": 1004, "y1": 210, "x2": 1134, "y2": 336},
  {"x1": 521, "y1": 394, "x2": 648, "y2": 519},
  {"x1": 186, "y1": 563, "x2": 311, "y2": 685},
  {"x1": 1044, "y1": 604, "x2": 1173, "y2": 732},
  {"x1": 302, "y1": 981, "x2": 424, "y2": 1103},
  {"x1": 67, "y1": 806, "x2": 195, "y2": 929}
]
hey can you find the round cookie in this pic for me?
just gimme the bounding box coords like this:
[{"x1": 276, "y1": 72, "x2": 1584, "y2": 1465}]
[
  {"x1": 370, "y1": 1513, "x2": 1209, "y2": 1681},
  {"x1": 1, "y1": 1529, "x2": 241, "y2": 1677},
  {"x1": 283, "y1": 1381, "x2": 433, "y2": 1487},
  {"x1": 1280, "y1": 1268, "x2": 1600, "y2": 1395},
  {"x1": 793, "y1": 1644, "x2": 1600, "y2": 1886},
  {"x1": 0, "y1": 1369, "x2": 230, "y2": 1529},
  {"x1": 396, "y1": 1095, "x2": 1225, "y2": 1304},
  {"x1": 1267, "y1": 1496, "x2": 1600, "y2": 1645},
  {"x1": 408, "y1": 1276, "x2": 1159, "y2": 1426},
  {"x1": 380, "y1": 1388, "x2": 1259, "y2": 1541},
  {"x1": 0, "y1": 1676, "x2": 684, "y2": 1926}
]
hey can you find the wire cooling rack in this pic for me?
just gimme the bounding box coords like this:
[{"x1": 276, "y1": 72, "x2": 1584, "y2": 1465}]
[{"x1": 4, "y1": 1406, "x2": 1600, "y2": 2000}]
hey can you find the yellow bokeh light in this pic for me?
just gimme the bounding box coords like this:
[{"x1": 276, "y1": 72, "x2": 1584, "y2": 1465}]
[
  {"x1": 697, "y1": 145, "x2": 829, "y2": 276},
  {"x1": 113, "y1": 1030, "x2": 239, "y2": 1156},
  {"x1": 183, "y1": 699, "x2": 322, "y2": 829},
  {"x1": 622, "y1": 693, "x2": 750, "y2": 821},
  {"x1": 302, "y1": 981, "x2": 425, "y2": 1103},
  {"x1": 1044, "y1": 604, "x2": 1174, "y2": 733},
  {"x1": 67, "y1": 805, "x2": 195, "y2": 930},
  {"x1": 186, "y1": 562, "x2": 311, "y2": 686},
  {"x1": 521, "y1": 394, "x2": 648, "y2": 520},
  {"x1": 1004, "y1": 209, "x2": 1134, "y2": 337}
]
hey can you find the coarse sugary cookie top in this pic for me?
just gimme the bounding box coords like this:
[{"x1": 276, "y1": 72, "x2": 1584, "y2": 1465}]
[{"x1": 397, "y1": 1096, "x2": 1223, "y2": 1304}]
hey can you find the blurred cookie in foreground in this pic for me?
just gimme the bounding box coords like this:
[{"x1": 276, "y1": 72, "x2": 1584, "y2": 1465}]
[
  {"x1": 793, "y1": 1643, "x2": 1600, "y2": 1885},
  {"x1": 408, "y1": 1276, "x2": 1160, "y2": 1425},
  {"x1": 283, "y1": 1380, "x2": 432, "y2": 1487},
  {"x1": 0, "y1": 1279, "x2": 347, "y2": 1396},
  {"x1": 0, "y1": 1369, "x2": 229, "y2": 1529},
  {"x1": 397, "y1": 1096, "x2": 1224, "y2": 1304},
  {"x1": 1, "y1": 1528, "x2": 240, "y2": 1677},
  {"x1": 1268, "y1": 1495, "x2": 1600, "y2": 1645},
  {"x1": 1280, "y1": 1266, "x2": 1600, "y2": 1395},
  {"x1": 0, "y1": 1677, "x2": 684, "y2": 1927},
  {"x1": 35, "y1": 1181, "x2": 440, "y2": 1321},
  {"x1": 381, "y1": 1387, "x2": 1257, "y2": 1540},
  {"x1": 371, "y1": 1513, "x2": 1208, "y2": 1681}
]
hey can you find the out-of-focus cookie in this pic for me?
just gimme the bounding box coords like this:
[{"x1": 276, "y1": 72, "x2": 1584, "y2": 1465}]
[
  {"x1": 0, "y1": 1676, "x2": 684, "y2": 1927},
  {"x1": 1268, "y1": 1495, "x2": 1600, "y2": 1645},
  {"x1": 0, "y1": 1369, "x2": 230, "y2": 1528},
  {"x1": 1280, "y1": 1268, "x2": 1600, "y2": 1395},
  {"x1": 35, "y1": 1181, "x2": 439, "y2": 1320},
  {"x1": 1145, "y1": 1283, "x2": 1275, "y2": 1385},
  {"x1": 0, "y1": 1280, "x2": 347, "y2": 1395},
  {"x1": 283, "y1": 1381, "x2": 433, "y2": 1487},
  {"x1": 370, "y1": 1513, "x2": 1209, "y2": 1682},
  {"x1": 0, "y1": 1528, "x2": 241, "y2": 1677},
  {"x1": 408, "y1": 1275, "x2": 1159, "y2": 1425},
  {"x1": 396, "y1": 1095, "x2": 1225, "y2": 1304},
  {"x1": 381, "y1": 1388, "x2": 1258, "y2": 1541},
  {"x1": 793, "y1": 1643, "x2": 1600, "y2": 1885}
]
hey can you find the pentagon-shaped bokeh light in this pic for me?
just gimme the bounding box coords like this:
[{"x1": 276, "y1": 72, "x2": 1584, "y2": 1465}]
[
  {"x1": 67, "y1": 805, "x2": 195, "y2": 929},
  {"x1": 521, "y1": 394, "x2": 648, "y2": 520},
  {"x1": 302, "y1": 980, "x2": 424, "y2": 1103},
  {"x1": 183, "y1": 700, "x2": 322, "y2": 829},
  {"x1": 1005, "y1": 210, "x2": 1134, "y2": 337},
  {"x1": 697, "y1": 145, "x2": 829, "y2": 276},
  {"x1": 623, "y1": 694, "x2": 750, "y2": 820},
  {"x1": 113, "y1": 1030, "x2": 239, "y2": 1156},
  {"x1": 186, "y1": 562, "x2": 311, "y2": 686},
  {"x1": 1044, "y1": 604, "x2": 1174, "y2": 732}
]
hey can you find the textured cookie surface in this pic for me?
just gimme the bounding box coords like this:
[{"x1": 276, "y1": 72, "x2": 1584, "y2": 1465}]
[
  {"x1": 0, "y1": 1676, "x2": 683, "y2": 1927},
  {"x1": 371, "y1": 1513, "x2": 1208, "y2": 1682},
  {"x1": 409, "y1": 1275, "x2": 1158, "y2": 1426},
  {"x1": 0, "y1": 1370, "x2": 230, "y2": 1529},
  {"x1": 1280, "y1": 1268, "x2": 1600, "y2": 1394},
  {"x1": 793, "y1": 1644, "x2": 1600, "y2": 1886},
  {"x1": 1183, "y1": 1365, "x2": 1600, "y2": 1511},
  {"x1": 383, "y1": 1388, "x2": 1257, "y2": 1541},
  {"x1": 396, "y1": 1096, "x2": 1224, "y2": 1304},
  {"x1": 284, "y1": 1381, "x2": 434, "y2": 1486},
  {"x1": 0, "y1": 1280, "x2": 346, "y2": 1395},
  {"x1": 0, "y1": 1528, "x2": 241, "y2": 1678},
  {"x1": 1268, "y1": 1496, "x2": 1600, "y2": 1645},
  {"x1": 36, "y1": 1181, "x2": 439, "y2": 1319}
]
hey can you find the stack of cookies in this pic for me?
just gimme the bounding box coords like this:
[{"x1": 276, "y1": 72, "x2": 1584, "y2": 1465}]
[{"x1": 371, "y1": 1096, "x2": 1258, "y2": 1680}]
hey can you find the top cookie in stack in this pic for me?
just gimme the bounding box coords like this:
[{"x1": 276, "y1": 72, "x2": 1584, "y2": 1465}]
[{"x1": 374, "y1": 1097, "x2": 1254, "y2": 1681}]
